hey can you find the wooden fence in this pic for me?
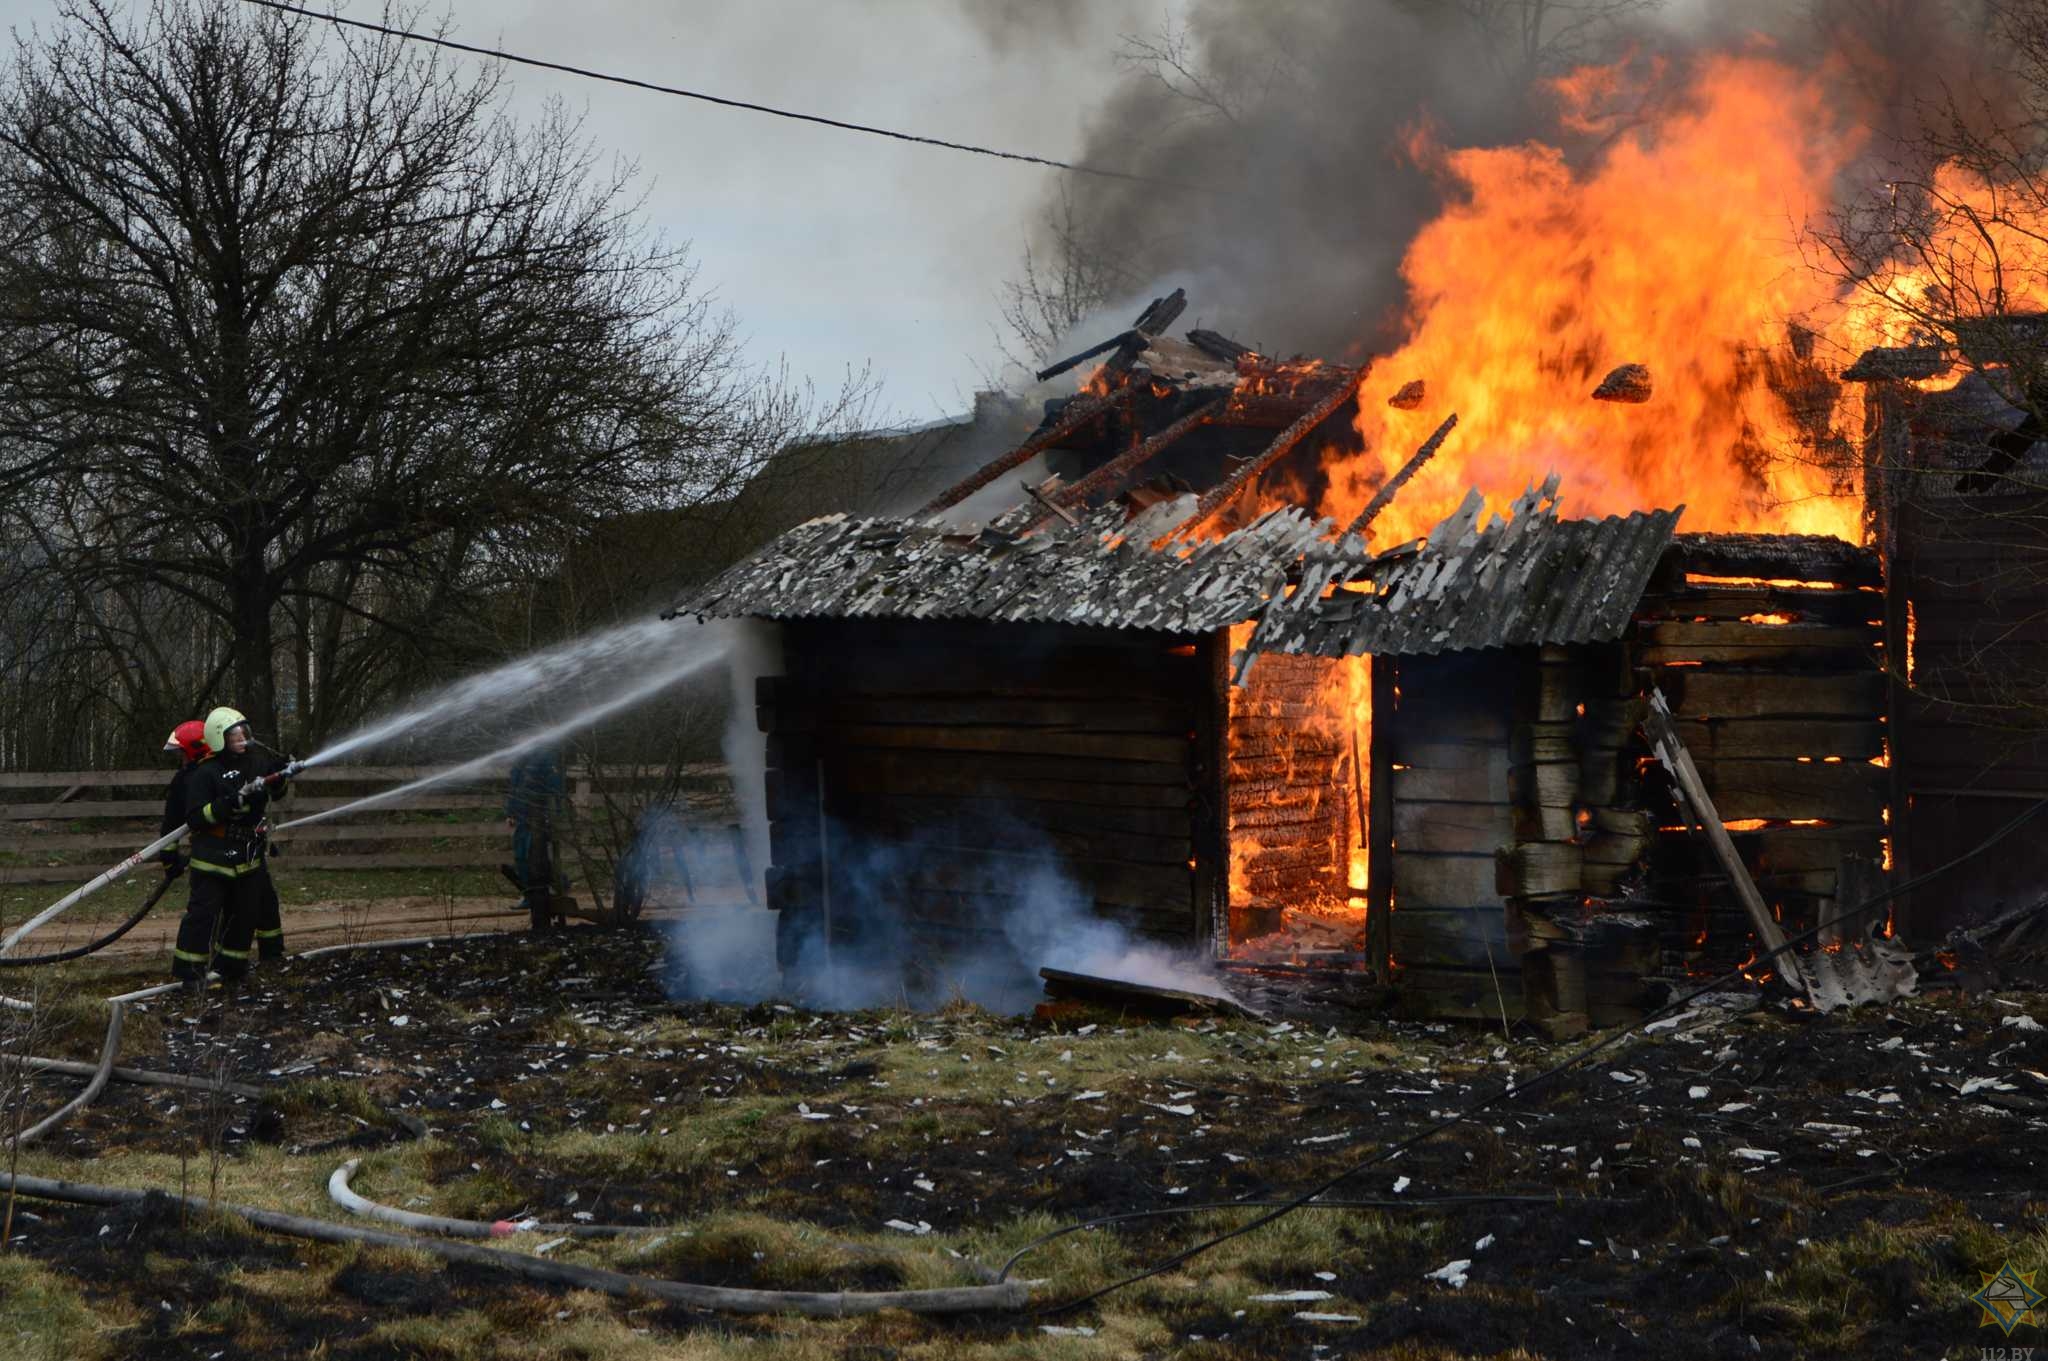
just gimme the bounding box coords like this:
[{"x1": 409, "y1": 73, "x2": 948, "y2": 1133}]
[{"x1": 0, "y1": 763, "x2": 734, "y2": 884}]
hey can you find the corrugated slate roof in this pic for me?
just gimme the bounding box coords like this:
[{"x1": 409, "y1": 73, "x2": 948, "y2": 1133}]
[
  {"x1": 1238, "y1": 477, "x2": 1683, "y2": 662},
  {"x1": 667, "y1": 499, "x2": 1329, "y2": 634},
  {"x1": 669, "y1": 475, "x2": 1684, "y2": 657}
]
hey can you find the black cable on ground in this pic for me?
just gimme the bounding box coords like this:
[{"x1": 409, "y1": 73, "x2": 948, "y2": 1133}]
[
  {"x1": 0, "y1": 872, "x2": 177, "y2": 968},
  {"x1": 1029, "y1": 796, "x2": 2048, "y2": 1314},
  {"x1": 236, "y1": 0, "x2": 1196, "y2": 190}
]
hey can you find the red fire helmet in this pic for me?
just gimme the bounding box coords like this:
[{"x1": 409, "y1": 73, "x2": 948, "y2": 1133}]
[{"x1": 168, "y1": 720, "x2": 209, "y2": 763}]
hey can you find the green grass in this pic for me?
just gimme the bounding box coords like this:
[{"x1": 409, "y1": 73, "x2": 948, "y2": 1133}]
[
  {"x1": 0, "y1": 1251, "x2": 127, "y2": 1360},
  {"x1": 0, "y1": 865, "x2": 507, "y2": 927}
]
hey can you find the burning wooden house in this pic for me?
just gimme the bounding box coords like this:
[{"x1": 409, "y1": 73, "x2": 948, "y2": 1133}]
[{"x1": 670, "y1": 292, "x2": 1902, "y2": 1027}]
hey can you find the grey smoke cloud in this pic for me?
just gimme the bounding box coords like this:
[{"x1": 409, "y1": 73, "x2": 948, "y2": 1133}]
[{"x1": 1028, "y1": 0, "x2": 2021, "y2": 363}]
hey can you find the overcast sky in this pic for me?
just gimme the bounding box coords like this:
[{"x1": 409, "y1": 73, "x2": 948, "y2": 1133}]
[{"x1": 1, "y1": 0, "x2": 1162, "y2": 424}]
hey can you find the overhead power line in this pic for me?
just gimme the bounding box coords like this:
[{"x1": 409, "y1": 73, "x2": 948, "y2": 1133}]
[{"x1": 238, "y1": 0, "x2": 1187, "y2": 189}]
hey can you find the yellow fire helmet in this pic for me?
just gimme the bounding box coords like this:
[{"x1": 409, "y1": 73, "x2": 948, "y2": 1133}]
[{"x1": 203, "y1": 706, "x2": 250, "y2": 753}]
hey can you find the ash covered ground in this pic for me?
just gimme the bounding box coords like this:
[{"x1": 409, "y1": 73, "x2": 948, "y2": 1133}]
[{"x1": 4, "y1": 927, "x2": 2044, "y2": 1360}]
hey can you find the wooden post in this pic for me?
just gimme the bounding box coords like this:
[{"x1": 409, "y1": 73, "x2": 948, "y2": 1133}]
[
  {"x1": 1643, "y1": 689, "x2": 1791, "y2": 960},
  {"x1": 1366, "y1": 657, "x2": 1396, "y2": 982},
  {"x1": 1196, "y1": 628, "x2": 1231, "y2": 958}
]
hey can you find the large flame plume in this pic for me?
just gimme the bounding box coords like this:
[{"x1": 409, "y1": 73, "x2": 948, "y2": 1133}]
[{"x1": 1299, "y1": 52, "x2": 1919, "y2": 547}]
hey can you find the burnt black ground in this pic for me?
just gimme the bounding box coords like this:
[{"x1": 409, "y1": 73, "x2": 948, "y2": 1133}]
[{"x1": 6, "y1": 926, "x2": 2045, "y2": 1359}]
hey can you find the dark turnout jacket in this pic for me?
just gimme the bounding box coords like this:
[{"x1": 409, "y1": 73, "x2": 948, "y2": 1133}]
[
  {"x1": 184, "y1": 754, "x2": 277, "y2": 876},
  {"x1": 161, "y1": 763, "x2": 199, "y2": 839}
]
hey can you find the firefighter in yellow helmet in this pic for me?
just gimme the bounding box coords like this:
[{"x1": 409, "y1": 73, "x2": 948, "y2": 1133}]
[{"x1": 172, "y1": 706, "x2": 292, "y2": 989}]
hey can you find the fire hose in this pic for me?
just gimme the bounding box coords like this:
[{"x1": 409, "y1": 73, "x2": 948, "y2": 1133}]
[
  {"x1": 0, "y1": 762, "x2": 302, "y2": 960},
  {"x1": 0, "y1": 870, "x2": 180, "y2": 968}
]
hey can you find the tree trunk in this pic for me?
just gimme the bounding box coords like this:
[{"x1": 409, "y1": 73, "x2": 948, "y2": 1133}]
[{"x1": 230, "y1": 563, "x2": 278, "y2": 741}]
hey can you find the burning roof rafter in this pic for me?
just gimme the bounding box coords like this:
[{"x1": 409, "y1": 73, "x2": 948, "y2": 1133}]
[{"x1": 677, "y1": 291, "x2": 1706, "y2": 656}]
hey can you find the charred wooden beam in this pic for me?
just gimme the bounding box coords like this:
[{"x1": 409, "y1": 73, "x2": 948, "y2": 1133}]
[
  {"x1": 1132, "y1": 288, "x2": 1189, "y2": 337},
  {"x1": 1039, "y1": 965, "x2": 1266, "y2": 1020},
  {"x1": 1021, "y1": 475, "x2": 1081, "y2": 526},
  {"x1": 1841, "y1": 345, "x2": 1948, "y2": 383},
  {"x1": 1592, "y1": 363, "x2": 1653, "y2": 403},
  {"x1": 1035, "y1": 330, "x2": 1145, "y2": 385},
  {"x1": 919, "y1": 392, "x2": 1122, "y2": 514},
  {"x1": 1388, "y1": 379, "x2": 1426, "y2": 409},
  {"x1": 1643, "y1": 689, "x2": 1793, "y2": 963},
  {"x1": 1344, "y1": 412, "x2": 1460, "y2": 539},
  {"x1": 1025, "y1": 396, "x2": 1228, "y2": 528},
  {"x1": 1171, "y1": 366, "x2": 1369, "y2": 540},
  {"x1": 1187, "y1": 328, "x2": 1252, "y2": 363}
]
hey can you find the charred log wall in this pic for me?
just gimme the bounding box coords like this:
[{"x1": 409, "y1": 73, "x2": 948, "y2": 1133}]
[
  {"x1": 1632, "y1": 538, "x2": 1888, "y2": 974},
  {"x1": 757, "y1": 619, "x2": 1216, "y2": 977},
  {"x1": 1384, "y1": 651, "x2": 1520, "y2": 1020},
  {"x1": 1502, "y1": 643, "x2": 1656, "y2": 1035},
  {"x1": 1892, "y1": 489, "x2": 2048, "y2": 937}
]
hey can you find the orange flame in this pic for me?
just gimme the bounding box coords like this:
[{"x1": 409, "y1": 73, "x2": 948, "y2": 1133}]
[{"x1": 1292, "y1": 54, "x2": 1886, "y2": 547}]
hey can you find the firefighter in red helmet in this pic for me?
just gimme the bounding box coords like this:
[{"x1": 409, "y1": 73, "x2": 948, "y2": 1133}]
[{"x1": 158, "y1": 719, "x2": 209, "y2": 879}]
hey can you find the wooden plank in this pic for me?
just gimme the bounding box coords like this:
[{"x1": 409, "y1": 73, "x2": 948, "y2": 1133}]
[
  {"x1": 831, "y1": 810, "x2": 1192, "y2": 867},
  {"x1": 1391, "y1": 801, "x2": 1512, "y2": 855},
  {"x1": 1394, "y1": 965, "x2": 1526, "y2": 1021},
  {"x1": 825, "y1": 723, "x2": 1190, "y2": 765},
  {"x1": 820, "y1": 748, "x2": 1190, "y2": 791},
  {"x1": 1392, "y1": 852, "x2": 1498, "y2": 909},
  {"x1": 1389, "y1": 906, "x2": 1513, "y2": 968},
  {"x1": 809, "y1": 697, "x2": 1193, "y2": 734},
  {"x1": 1636, "y1": 621, "x2": 1878, "y2": 650},
  {"x1": 827, "y1": 758, "x2": 1191, "y2": 809},
  {"x1": 1635, "y1": 585, "x2": 1880, "y2": 627},
  {"x1": 1637, "y1": 639, "x2": 1878, "y2": 667},
  {"x1": 881, "y1": 847, "x2": 1190, "y2": 912},
  {"x1": 1689, "y1": 758, "x2": 1888, "y2": 823},
  {"x1": 1662, "y1": 670, "x2": 1887, "y2": 720},
  {"x1": 1671, "y1": 719, "x2": 1884, "y2": 761},
  {"x1": 1499, "y1": 841, "x2": 1582, "y2": 897}
]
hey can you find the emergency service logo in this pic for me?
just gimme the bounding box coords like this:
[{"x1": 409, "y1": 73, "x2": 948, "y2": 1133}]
[{"x1": 1969, "y1": 1261, "x2": 2044, "y2": 1337}]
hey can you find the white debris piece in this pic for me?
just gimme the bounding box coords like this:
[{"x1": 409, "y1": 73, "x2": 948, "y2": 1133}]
[
  {"x1": 1423, "y1": 1259, "x2": 1473, "y2": 1288},
  {"x1": 796, "y1": 1103, "x2": 831, "y2": 1121},
  {"x1": 1732, "y1": 1148, "x2": 1780, "y2": 1162},
  {"x1": 1039, "y1": 1325, "x2": 1097, "y2": 1337},
  {"x1": 390, "y1": 1015, "x2": 410, "y2": 1028},
  {"x1": 1688, "y1": 1086, "x2": 1710, "y2": 1100},
  {"x1": 1144, "y1": 1102, "x2": 1198, "y2": 1117},
  {"x1": 1960, "y1": 1076, "x2": 2017, "y2": 1096},
  {"x1": 1683, "y1": 1137, "x2": 1702, "y2": 1149},
  {"x1": 1608, "y1": 1070, "x2": 1638, "y2": 1084},
  {"x1": 1294, "y1": 1312, "x2": 1362, "y2": 1323},
  {"x1": 883, "y1": 1219, "x2": 933, "y2": 1236},
  {"x1": 1073, "y1": 1090, "x2": 1107, "y2": 1102},
  {"x1": 2000, "y1": 1014, "x2": 2045, "y2": 1033},
  {"x1": 913, "y1": 1178, "x2": 935, "y2": 1192},
  {"x1": 1314, "y1": 1271, "x2": 1337, "y2": 1281},
  {"x1": 1474, "y1": 1234, "x2": 1495, "y2": 1251},
  {"x1": 1392, "y1": 1176, "x2": 1411, "y2": 1194},
  {"x1": 1250, "y1": 1290, "x2": 1334, "y2": 1302},
  {"x1": 1718, "y1": 1102, "x2": 1753, "y2": 1113}
]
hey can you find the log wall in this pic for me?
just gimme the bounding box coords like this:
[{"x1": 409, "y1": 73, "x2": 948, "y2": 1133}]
[
  {"x1": 1890, "y1": 489, "x2": 2048, "y2": 937},
  {"x1": 1630, "y1": 542, "x2": 1888, "y2": 974},
  {"x1": 1383, "y1": 651, "x2": 1521, "y2": 1020},
  {"x1": 757, "y1": 619, "x2": 1214, "y2": 976}
]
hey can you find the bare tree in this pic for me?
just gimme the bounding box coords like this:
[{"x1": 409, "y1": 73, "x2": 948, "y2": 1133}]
[{"x1": 0, "y1": 0, "x2": 813, "y2": 749}]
